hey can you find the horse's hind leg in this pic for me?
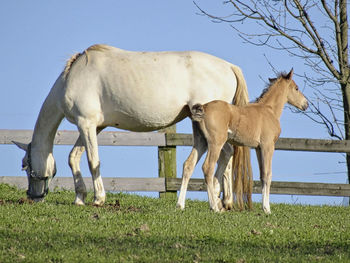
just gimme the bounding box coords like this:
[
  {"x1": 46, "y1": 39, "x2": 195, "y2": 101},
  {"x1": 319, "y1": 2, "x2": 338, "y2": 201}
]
[
  {"x1": 177, "y1": 122, "x2": 207, "y2": 209},
  {"x1": 77, "y1": 122, "x2": 105, "y2": 206},
  {"x1": 214, "y1": 142, "x2": 234, "y2": 210},
  {"x1": 69, "y1": 127, "x2": 104, "y2": 205},
  {"x1": 203, "y1": 141, "x2": 226, "y2": 212}
]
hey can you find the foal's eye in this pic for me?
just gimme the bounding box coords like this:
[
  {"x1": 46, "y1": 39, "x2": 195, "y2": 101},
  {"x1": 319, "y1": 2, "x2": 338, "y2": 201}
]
[{"x1": 295, "y1": 86, "x2": 299, "y2": 91}]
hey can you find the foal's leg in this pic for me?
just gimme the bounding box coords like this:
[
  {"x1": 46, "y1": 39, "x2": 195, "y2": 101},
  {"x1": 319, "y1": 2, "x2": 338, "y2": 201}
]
[
  {"x1": 69, "y1": 127, "x2": 104, "y2": 205},
  {"x1": 77, "y1": 121, "x2": 105, "y2": 206},
  {"x1": 214, "y1": 142, "x2": 234, "y2": 210},
  {"x1": 202, "y1": 141, "x2": 226, "y2": 212},
  {"x1": 256, "y1": 145, "x2": 274, "y2": 214},
  {"x1": 177, "y1": 122, "x2": 207, "y2": 209}
]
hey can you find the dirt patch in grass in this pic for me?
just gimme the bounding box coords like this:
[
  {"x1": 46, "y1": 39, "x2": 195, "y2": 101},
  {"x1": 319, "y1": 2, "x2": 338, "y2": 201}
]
[
  {"x1": 0, "y1": 198, "x2": 34, "y2": 205},
  {"x1": 104, "y1": 199, "x2": 142, "y2": 213}
]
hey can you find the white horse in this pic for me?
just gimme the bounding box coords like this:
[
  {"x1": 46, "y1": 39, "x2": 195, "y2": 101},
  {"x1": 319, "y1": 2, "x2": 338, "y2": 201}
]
[{"x1": 13, "y1": 44, "x2": 251, "y2": 210}]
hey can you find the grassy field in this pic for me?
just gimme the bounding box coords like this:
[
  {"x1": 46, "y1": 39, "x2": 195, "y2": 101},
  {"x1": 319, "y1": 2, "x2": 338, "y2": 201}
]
[{"x1": 0, "y1": 183, "x2": 349, "y2": 263}]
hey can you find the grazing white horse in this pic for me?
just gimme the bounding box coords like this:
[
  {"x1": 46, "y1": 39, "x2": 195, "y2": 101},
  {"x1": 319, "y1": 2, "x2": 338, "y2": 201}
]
[{"x1": 13, "y1": 44, "x2": 251, "y2": 209}]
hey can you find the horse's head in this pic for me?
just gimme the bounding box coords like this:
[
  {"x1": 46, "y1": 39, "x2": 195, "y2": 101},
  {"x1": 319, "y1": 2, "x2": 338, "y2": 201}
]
[
  {"x1": 13, "y1": 141, "x2": 56, "y2": 201},
  {"x1": 281, "y1": 69, "x2": 308, "y2": 111}
]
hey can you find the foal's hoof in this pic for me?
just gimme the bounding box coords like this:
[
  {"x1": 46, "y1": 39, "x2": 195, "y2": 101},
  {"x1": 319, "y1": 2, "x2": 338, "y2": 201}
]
[
  {"x1": 211, "y1": 206, "x2": 224, "y2": 213},
  {"x1": 223, "y1": 200, "x2": 234, "y2": 210},
  {"x1": 211, "y1": 201, "x2": 224, "y2": 213},
  {"x1": 216, "y1": 199, "x2": 224, "y2": 211},
  {"x1": 263, "y1": 207, "x2": 271, "y2": 215},
  {"x1": 219, "y1": 207, "x2": 227, "y2": 212},
  {"x1": 176, "y1": 203, "x2": 185, "y2": 210}
]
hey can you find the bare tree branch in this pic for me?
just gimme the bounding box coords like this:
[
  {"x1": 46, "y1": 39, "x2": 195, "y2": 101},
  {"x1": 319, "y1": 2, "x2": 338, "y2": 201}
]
[
  {"x1": 194, "y1": 0, "x2": 350, "y2": 183},
  {"x1": 194, "y1": 0, "x2": 349, "y2": 136}
]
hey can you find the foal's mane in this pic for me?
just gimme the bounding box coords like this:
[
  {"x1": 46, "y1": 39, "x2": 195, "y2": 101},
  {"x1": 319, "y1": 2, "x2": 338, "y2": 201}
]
[{"x1": 254, "y1": 72, "x2": 290, "y2": 103}]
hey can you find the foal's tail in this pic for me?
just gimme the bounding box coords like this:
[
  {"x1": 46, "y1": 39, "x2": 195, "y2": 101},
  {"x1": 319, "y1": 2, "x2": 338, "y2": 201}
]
[
  {"x1": 190, "y1": 104, "x2": 205, "y2": 122},
  {"x1": 230, "y1": 65, "x2": 253, "y2": 210}
]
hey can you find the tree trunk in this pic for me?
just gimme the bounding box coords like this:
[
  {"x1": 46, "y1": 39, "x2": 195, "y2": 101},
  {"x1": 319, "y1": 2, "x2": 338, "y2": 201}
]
[
  {"x1": 342, "y1": 82, "x2": 350, "y2": 206},
  {"x1": 339, "y1": 0, "x2": 349, "y2": 204}
]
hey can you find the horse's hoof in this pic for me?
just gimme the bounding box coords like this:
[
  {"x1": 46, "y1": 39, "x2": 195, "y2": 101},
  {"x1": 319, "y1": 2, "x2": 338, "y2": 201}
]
[
  {"x1": 74, "y1": 199, "x2": 85, "y2": 206},
  {"x1": 74, "y1": 195, "x2": 86, "y2": 206},
  {"x1": 93, "y1": 199, "x2": 105, "y2": 207}
]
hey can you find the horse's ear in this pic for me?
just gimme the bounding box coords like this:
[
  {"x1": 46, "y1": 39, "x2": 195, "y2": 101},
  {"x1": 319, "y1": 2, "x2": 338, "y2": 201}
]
[
  {"x1": 269, "y1": 78, "x2": 277, "y2": 83},
  {"x1": 286, "y1": 68, "x2": 294, "y2": 80},
  {"x1": 12, "y1": 141, "x2": 28, "y2": 151}
]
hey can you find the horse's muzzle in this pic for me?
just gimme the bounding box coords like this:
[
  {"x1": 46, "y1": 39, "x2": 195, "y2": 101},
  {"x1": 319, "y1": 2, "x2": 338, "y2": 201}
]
[{"x1": 26, "y1": 176, "x2": 50, "y2": 201}]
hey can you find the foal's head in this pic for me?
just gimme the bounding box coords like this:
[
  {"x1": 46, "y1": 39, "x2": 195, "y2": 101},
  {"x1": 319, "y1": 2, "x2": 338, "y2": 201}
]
[{"x1": 270, "y1": 69, "x2": 308, "y2": 111}]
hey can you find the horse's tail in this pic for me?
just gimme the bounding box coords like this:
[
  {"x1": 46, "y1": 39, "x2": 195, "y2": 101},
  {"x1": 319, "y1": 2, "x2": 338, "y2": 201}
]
[
  {"x1": 230, "y1": 65, "x2": 253, "y2": 211},
  {"x1": 190, "y1": 103, "x2": 205, "y2": 122},
  {"x1": 231, "y1": 65, "x2": 249, "y2": 106}
]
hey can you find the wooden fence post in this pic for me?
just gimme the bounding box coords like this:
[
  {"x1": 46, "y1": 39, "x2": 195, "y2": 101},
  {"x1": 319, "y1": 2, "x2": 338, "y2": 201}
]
[{"x1": 158, "y1": 125, "x2": 177, "y2": 198}]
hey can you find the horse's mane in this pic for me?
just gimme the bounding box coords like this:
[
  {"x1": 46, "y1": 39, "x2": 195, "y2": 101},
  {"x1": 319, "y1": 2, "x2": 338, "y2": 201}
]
[
  {"x1": 254, "y1": 71, "x2": 289, "y2": 103},
  {"x1": 63, "y1": 52, "x2": 82, "y2": 79},
  {"x1": 63, "y1": 44, "x2": 111, "y2": 80}
]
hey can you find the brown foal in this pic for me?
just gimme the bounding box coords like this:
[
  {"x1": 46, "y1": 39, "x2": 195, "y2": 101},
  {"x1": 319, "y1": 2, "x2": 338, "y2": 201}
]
[{"x1": 191, "y1": 69, "x2": 308, "y2": 213}]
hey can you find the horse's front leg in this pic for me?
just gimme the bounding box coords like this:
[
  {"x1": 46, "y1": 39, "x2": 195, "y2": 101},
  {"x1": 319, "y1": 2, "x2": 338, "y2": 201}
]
[
  {"x1": 214, "y1": 142, "x2": 234, "y2": 210},
  {"x1": 177, "y1": 122, "x2": 207, "y2": 209},
  {"x1": 78, "y1": 122, "x2": 105, "y2": 206},
  {"x1": 68, "y1": 127, "x2": 105, "y2": 205},
  {"x1": 256, "y1": 145, "x2": 274, "y2": 214},
  {"x1": 69, "y1": 136, "x2": 87, "y2": 205}
]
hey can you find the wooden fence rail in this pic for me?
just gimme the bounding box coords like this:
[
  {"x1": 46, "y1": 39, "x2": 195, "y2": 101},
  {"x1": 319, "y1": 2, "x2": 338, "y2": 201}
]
[
  {"x1": 2, "y1": 129, "x2": 350, "y2": 152},
  {"x1": 1, "y1": 129, "x2": 350, "y2": 197},
  {"x1": 1, "y1": 176, "x2": 350, "y2": 197}
]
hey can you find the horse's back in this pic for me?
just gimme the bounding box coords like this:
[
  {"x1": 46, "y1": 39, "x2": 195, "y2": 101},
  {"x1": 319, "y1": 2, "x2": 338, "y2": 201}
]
[{"x1": 60, "y1": 45, "x2": 239, "y2": 131}]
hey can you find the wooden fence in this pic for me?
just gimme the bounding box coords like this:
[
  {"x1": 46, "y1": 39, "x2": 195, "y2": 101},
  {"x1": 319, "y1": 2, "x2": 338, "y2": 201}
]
[{"x1": 1, "y1": 129, "x2": 350, "y2": 197}]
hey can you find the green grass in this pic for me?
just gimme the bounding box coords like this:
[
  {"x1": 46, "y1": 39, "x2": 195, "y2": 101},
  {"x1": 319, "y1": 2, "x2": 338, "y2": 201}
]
[{"x1": 0, "y1": 184, "x2": 349, "y2": 263}]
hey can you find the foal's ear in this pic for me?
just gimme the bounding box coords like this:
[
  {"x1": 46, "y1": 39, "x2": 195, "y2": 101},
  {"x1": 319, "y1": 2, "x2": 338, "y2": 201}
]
[{"x1": 286, "y1": 68, "x2": 294, "y2": 80}]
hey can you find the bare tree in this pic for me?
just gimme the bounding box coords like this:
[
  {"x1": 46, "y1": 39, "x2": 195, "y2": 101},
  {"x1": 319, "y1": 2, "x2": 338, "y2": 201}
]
[{"x1": 195, "y1": 0, "x2": 350, "y2": 182}]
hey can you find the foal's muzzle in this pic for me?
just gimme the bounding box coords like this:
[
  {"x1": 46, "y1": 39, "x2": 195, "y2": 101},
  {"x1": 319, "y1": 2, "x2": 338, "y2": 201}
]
[{"x1": 302, "y1": 101, "x2": 309, "y2": 111}]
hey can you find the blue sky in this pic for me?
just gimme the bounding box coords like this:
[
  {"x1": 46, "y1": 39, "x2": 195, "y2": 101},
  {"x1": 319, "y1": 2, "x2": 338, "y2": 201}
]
[{"x1": 0, "y1": 1, "x2": 347, "y2": 205}]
